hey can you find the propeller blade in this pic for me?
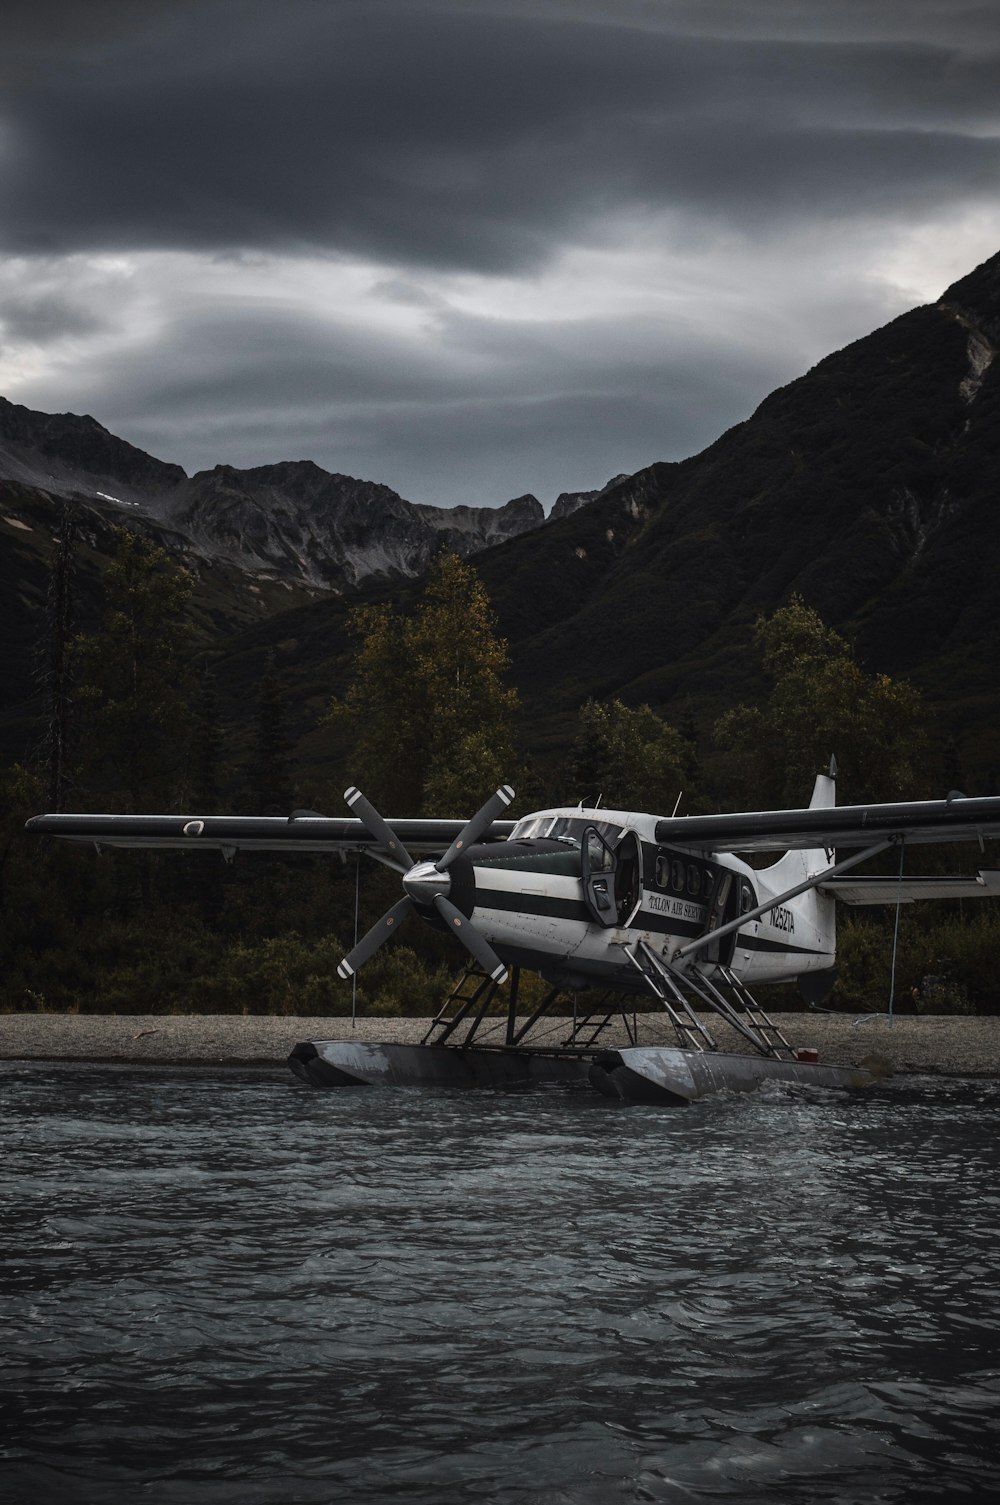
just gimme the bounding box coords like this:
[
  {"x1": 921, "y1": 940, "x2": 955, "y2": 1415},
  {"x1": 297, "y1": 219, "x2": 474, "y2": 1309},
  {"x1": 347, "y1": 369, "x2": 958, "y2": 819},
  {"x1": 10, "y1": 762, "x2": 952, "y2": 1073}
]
[
  {"x1": 437, "y1": 784, "x2": 515, "y2": 872},
  {"x1": 344, "y1": 786, "x2": 415, "y2": 870},
  {"x1": 432, "y1": 893, "x2": 507, "y2": 983},
  {"x1": 337, "y1": 896, "x2": 414, "y2": 979}
]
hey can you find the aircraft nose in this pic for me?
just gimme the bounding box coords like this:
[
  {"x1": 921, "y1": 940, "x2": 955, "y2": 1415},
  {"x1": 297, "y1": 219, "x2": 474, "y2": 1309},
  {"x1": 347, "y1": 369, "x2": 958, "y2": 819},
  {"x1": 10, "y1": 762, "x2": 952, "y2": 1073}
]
[{"x1": 402, "y1": 860, "x2": 452, "y2": 907}]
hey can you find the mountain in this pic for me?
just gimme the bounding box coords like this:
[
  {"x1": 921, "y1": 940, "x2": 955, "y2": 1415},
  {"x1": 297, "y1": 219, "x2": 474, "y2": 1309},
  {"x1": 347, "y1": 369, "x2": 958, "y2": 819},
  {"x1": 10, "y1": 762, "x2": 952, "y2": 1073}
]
[
  {"x1": 0, "y1": 397, "x2": 545, "y2": 591},
  {"x1": 0, "y1": 400, "x2": 546, "y2": 752},
  {"x1": 163, "y1": 464, "x2": 543, "y2": 589},
  {"x1": 550, "y1": 475, "x2": 629, "y2": 521},
  {"x1": 3, "y1": 250, "x2": 999, "y2": 789},
  {"x1": 469, "y1": 250, "x2": 1000, "y2": 779},
  {"x1": 0, "y1": 396, "x2": 186, "y2": 503},
  {"x1": 197, "y1": 250, "x2": 1000, "y2": 793}
]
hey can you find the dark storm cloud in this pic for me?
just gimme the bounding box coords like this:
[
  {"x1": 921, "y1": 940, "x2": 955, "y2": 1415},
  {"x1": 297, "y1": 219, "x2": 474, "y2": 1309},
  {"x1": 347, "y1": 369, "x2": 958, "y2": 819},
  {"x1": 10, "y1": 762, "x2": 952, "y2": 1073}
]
[
  {"x1": 0, "y1": 289, "x2": 109, "y2": 343},
  {"x1": 3, "y1": 1, "x2": 999, "y2": 508},
  {"x1": 3, "y1": 0, "x2": 998, "y2": 269},
  {"x1": 46, "y1": 292, "x2": 787, "y2": 505},
  {"x1": 53, "y1": 289, "x2": 777, "y2": 428}
]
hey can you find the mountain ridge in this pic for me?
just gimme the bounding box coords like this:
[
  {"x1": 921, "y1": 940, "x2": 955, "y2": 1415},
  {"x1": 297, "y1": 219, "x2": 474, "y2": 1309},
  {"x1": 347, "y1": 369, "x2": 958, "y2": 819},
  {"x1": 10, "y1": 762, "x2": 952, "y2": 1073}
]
[
  {"x1": 2, "y1": 249, "x2": 999, "y2": 787},
  {"x1": 0, "y1": 396, "x2": 548, "y2": 590},
  {"x1": 465, "y1": 250, "x2": 1000, "y2": 776}
]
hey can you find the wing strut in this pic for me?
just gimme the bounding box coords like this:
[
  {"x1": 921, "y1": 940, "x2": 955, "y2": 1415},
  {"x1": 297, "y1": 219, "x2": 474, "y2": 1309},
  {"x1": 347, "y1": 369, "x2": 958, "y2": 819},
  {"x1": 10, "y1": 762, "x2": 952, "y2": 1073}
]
[{"x1": 671, "y1": 837, "x2": 896, "y2": 965}]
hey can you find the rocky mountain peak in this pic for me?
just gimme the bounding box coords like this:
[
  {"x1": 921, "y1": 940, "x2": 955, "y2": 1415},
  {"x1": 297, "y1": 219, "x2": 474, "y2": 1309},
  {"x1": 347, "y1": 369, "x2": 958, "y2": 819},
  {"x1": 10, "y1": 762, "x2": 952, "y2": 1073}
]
[
  {"x1": 551, "y1": 474, "x2": 631, "y2": 521},
  {"x1": 0, "y1": 395, "x2": 186, "y2": 503},
  {"x1": 0, "y1": 399, "x2": 552, "y2": 591}
]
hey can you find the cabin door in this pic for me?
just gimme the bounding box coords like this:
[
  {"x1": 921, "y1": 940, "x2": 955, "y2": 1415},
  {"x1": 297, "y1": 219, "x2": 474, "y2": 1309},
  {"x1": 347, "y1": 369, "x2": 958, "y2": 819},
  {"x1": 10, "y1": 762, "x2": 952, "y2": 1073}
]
[
  {"x1": 700, "y1": 871, "x2": 756, "y2": 966},
  {"x1": 701, "y1": 870, "x2": 737, "y2": 965},
  {"x1": 581, "y1": 827, "x2": 642, "y2": 928}
]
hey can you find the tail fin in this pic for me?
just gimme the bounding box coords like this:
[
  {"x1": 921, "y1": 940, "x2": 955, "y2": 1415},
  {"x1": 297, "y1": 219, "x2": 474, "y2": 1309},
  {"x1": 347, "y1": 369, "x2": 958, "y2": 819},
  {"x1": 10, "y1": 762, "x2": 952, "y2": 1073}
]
[
  {"x1": 763, "y1": 763, "x2": 836, "y2": 883},
  {"x1": 759, "y1": 762, "x2": 837, "y2": 971}
]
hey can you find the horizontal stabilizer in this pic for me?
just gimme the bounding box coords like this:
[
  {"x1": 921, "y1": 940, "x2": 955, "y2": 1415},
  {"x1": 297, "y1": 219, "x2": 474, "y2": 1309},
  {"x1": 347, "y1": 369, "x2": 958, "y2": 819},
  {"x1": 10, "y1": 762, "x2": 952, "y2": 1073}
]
[{"x1": 820, "y1": 870, "x2": 1000, "y2": 905}]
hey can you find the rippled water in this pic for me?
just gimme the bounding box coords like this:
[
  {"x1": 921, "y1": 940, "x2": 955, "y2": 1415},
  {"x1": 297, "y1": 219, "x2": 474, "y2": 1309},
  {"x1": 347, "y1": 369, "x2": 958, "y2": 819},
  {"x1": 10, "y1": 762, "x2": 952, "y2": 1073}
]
[{"x1": 2, "y1": 1062, "x2": 999, "y2": 1504}]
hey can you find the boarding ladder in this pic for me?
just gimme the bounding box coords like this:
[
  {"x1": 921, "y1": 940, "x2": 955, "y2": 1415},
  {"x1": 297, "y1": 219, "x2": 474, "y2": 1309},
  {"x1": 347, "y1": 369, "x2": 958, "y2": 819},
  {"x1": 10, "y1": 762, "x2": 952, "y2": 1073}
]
[
  {"x1": 699, "y1": 964, "x2": 797, "y2": 1060},
  {"x1": 624, "y1": 941, "x2": 718, "y2": 1052},
  {"x1": 560, "y1": 991, "x2": 639, "y2": 1048},
  {"x1": 423, "y1": 970, "x2": 640, "y2": 1050},
  {"x1": 624, "y1": 941, "x2": 796, "y2": 1059},
  {"x1": 422, "y1": 966, "x2": 503, "y2": 1047}
]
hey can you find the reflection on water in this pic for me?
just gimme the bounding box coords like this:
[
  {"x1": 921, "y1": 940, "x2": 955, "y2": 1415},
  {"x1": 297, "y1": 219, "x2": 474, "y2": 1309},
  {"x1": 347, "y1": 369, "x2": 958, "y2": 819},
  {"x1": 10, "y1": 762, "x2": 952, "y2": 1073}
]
[{"x1": 2, "y1": 1063, "x2": 999, "y2": 1503}]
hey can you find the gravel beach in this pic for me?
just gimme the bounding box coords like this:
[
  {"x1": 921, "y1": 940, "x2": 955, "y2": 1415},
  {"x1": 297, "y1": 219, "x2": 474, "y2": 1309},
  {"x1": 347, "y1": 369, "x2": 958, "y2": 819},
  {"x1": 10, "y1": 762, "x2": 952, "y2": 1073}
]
[{"x1": 3, "y1": 1011, "x2": 999, "y2": 1077}]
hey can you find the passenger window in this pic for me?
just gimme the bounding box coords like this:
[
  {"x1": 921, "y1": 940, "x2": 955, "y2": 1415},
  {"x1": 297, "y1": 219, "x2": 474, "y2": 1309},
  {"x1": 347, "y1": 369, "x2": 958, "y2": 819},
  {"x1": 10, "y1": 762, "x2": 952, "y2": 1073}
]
[
  {"x1": 688, "y1": 864, "x2": 701, "y2": 896},
  {"x1": 655, "y1": 855, "x2": 670, "y2": 889},
  {"x1": 671, "y1": 860, "x2": 685, "y2": 893}
]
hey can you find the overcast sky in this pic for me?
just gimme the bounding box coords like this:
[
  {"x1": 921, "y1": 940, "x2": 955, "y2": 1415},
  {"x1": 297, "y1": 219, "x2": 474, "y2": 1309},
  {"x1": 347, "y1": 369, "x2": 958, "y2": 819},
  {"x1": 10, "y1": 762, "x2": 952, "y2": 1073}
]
[{"x1": 2, "y1": 0, "x2": 999, "y2": 509}]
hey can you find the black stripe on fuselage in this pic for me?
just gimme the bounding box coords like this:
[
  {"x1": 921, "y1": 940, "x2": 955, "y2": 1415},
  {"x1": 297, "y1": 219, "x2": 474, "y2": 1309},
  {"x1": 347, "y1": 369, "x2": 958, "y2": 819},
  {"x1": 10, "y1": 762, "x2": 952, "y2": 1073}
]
[
  {"x1": 474, "y1": 887, "x2": 591, "y2": 924},
  {"x1": 476, "y1": 887, "x2": 825, "y2": 962},
  {"x1": 744, "y1": 935, "x2": 827, "y2": 959},
  {"x1": 473, "y1": 840, "x2": 826, "y2": 963},
  {"x1": 475, "y1": 885, "x2": 707, "y2": 936}
]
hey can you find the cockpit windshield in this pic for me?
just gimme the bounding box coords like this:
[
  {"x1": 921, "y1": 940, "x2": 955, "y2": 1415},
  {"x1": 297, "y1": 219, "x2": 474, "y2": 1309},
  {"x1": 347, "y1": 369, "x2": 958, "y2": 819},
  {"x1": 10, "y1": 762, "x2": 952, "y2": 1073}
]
[{"x1": 508, "y1": 815, "x2": 624, "y2": 847}]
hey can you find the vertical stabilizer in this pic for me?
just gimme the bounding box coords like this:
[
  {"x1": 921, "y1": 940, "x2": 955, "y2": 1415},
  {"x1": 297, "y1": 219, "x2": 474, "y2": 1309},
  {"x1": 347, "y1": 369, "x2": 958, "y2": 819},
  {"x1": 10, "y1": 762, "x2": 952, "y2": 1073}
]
[
  {"x1": 758, "y1": 761, "x2": 838, "y2": 974},
  {"x1": 808, "y1": 763, "x2": 837, "y2": 814},
  {"x1": 765, "y1": 762, "x2": 837, "y2": 884}
]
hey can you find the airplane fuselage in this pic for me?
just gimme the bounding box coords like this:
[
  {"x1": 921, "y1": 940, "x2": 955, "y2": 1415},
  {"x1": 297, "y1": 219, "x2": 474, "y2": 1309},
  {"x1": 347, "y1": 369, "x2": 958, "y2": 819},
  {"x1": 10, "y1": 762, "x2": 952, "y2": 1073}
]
[{"x1": 452, "y1": 806, "x2": 836, "y2": 994}]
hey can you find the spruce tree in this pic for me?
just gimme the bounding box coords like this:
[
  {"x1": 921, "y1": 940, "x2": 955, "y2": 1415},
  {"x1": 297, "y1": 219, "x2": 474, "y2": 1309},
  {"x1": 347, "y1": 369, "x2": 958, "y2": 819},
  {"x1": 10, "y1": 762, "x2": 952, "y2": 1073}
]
[
  {"x1": 328, "y1": 553, "x2": 519, "y2": 814},
  {"x1": 72, "y1": 529, "x2": 194, "y2": 811},
  {"x1": 713, "y1": 596, "x2": 927, "y2": 806},
  {"x1": 38, "y1": 506, "x2": 77, "y2": 812},
  {"x1": 245, "y1": 650, "x2": 295, "y2": 815}
]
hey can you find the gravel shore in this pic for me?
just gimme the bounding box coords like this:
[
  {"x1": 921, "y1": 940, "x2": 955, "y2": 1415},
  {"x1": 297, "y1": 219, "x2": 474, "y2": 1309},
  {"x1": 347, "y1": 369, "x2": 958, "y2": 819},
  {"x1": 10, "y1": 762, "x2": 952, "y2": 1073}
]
[{"x1": 3, "y1": 1011, "x2": 999, "y2": 1077}]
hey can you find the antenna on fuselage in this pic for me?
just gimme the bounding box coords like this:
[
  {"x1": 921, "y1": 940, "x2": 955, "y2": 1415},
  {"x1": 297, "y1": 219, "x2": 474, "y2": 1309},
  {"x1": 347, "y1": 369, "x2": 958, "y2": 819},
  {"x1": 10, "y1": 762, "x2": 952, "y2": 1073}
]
[
  {"x1": 828, "y1": 754, "x2": 838, "y2": 779},
  {"x1": 671, "y1": 790, "x2": 683, "y2": 817}
]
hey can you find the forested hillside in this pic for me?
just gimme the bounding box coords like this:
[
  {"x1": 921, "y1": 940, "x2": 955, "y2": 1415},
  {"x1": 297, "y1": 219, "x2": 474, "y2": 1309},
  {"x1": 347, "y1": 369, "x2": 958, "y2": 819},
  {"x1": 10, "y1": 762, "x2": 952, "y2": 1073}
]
[
  {"x1": 3, "y1": 253, "x2": 1000, "y2": 1018},
  {"x1": 471, "y1": 250, "x2": 1000, "y2": 782},
  {"x1": 3, "y1": 543, "x2": 998, "y2": 1019},
  {"x1": 3, "y1": 252, "x2": 999, "y2": 788}
]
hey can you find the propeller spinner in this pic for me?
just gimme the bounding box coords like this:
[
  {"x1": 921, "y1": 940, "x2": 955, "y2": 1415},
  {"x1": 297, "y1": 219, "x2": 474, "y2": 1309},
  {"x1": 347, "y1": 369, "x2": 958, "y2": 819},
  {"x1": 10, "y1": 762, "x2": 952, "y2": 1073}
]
[{"x1": 337, "y1": 785, "x2": 515, "y2": 984}]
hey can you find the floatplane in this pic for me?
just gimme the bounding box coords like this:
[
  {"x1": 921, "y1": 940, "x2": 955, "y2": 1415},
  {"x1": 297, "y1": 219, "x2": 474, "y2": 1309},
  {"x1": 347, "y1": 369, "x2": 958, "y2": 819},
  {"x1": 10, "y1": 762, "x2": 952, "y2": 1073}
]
[{"x1": 27, "y1": 765, "x2": 1000, "y2": 1103}]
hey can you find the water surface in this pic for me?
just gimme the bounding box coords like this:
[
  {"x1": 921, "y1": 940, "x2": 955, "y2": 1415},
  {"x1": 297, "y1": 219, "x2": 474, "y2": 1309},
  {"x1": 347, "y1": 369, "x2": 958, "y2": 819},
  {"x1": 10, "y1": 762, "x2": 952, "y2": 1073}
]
[{"x1": 2, "y1": 1063, "x2": 998, "y2": 1503}]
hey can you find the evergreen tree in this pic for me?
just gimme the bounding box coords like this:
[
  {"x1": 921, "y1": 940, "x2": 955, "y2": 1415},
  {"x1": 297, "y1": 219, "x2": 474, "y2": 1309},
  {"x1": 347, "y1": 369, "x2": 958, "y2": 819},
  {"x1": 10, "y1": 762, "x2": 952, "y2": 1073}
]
[
  {"x1": 713, "y1": 596, "x2": 927, "y2": 806},
  {"x1": 328, "y1": 553, "x2": 519, "y2": 813},
  {"x1": 245, "y1": 650, "x2": 295, "y2": 815},
  {"x1": 38, "y1": 507, "x2": 77, "y2": 811},
  {"x1": 190, "y1": 669, "x2": 225, "y2": 811},
  {"x1": 411, "y1": 553, "x2": 519, "y2": 812},
  {"x1": 328, "y1": 601, "x2": 414, "y2": 809},
  {"x1": 571, "y1": 698, "x2": 688, "y2": 813},
  {"x1": 72, "y1": 529, "x2": 194, "y2": 811}
]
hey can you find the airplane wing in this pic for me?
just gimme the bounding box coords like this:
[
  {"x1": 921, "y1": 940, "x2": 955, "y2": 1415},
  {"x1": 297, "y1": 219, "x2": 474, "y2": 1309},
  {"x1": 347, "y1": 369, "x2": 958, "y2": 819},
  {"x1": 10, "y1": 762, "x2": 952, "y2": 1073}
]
[
  {"x1": 654, "y1": 795, "x2": 1000, "y2": 853},
  {"x1": 820, "y1": 871, "x2": 1000, "y2": 904},
  {"x1": 24, "y1": 812, "x2": 516, "y2": 863}
]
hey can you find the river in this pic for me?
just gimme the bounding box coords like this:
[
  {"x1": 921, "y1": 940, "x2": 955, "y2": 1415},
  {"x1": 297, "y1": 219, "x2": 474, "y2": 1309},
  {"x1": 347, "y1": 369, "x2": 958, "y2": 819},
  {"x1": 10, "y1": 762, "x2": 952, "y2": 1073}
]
[{"x1": 2, "y1": 1062, "x2": 998, "y2": 1503}]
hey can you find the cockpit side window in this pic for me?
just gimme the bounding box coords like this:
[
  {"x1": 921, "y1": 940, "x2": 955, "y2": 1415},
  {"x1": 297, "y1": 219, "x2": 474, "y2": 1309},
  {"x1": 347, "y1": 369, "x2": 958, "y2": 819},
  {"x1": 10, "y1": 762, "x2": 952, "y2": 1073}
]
[{"x1": 585, "y1": 827, "x2": 615, "y2": 874}]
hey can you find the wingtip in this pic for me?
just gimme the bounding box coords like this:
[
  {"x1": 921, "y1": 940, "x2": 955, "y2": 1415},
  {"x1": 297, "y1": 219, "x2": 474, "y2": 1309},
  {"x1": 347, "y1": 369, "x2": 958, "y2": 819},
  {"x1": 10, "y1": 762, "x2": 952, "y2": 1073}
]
[{"x1": 337, "y1": 960, "x2": 355, "y2": 980}]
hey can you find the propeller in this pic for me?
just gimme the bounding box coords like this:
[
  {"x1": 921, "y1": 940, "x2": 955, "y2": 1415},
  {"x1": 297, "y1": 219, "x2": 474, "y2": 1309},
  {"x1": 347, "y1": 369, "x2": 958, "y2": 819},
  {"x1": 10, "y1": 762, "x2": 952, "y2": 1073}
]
[
  {"x1": 337, "y1": 784, "x2": 515, "y2": 983},
  {"x1": 344, "y1": 786, "x2": 414, "y2": 869}
]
